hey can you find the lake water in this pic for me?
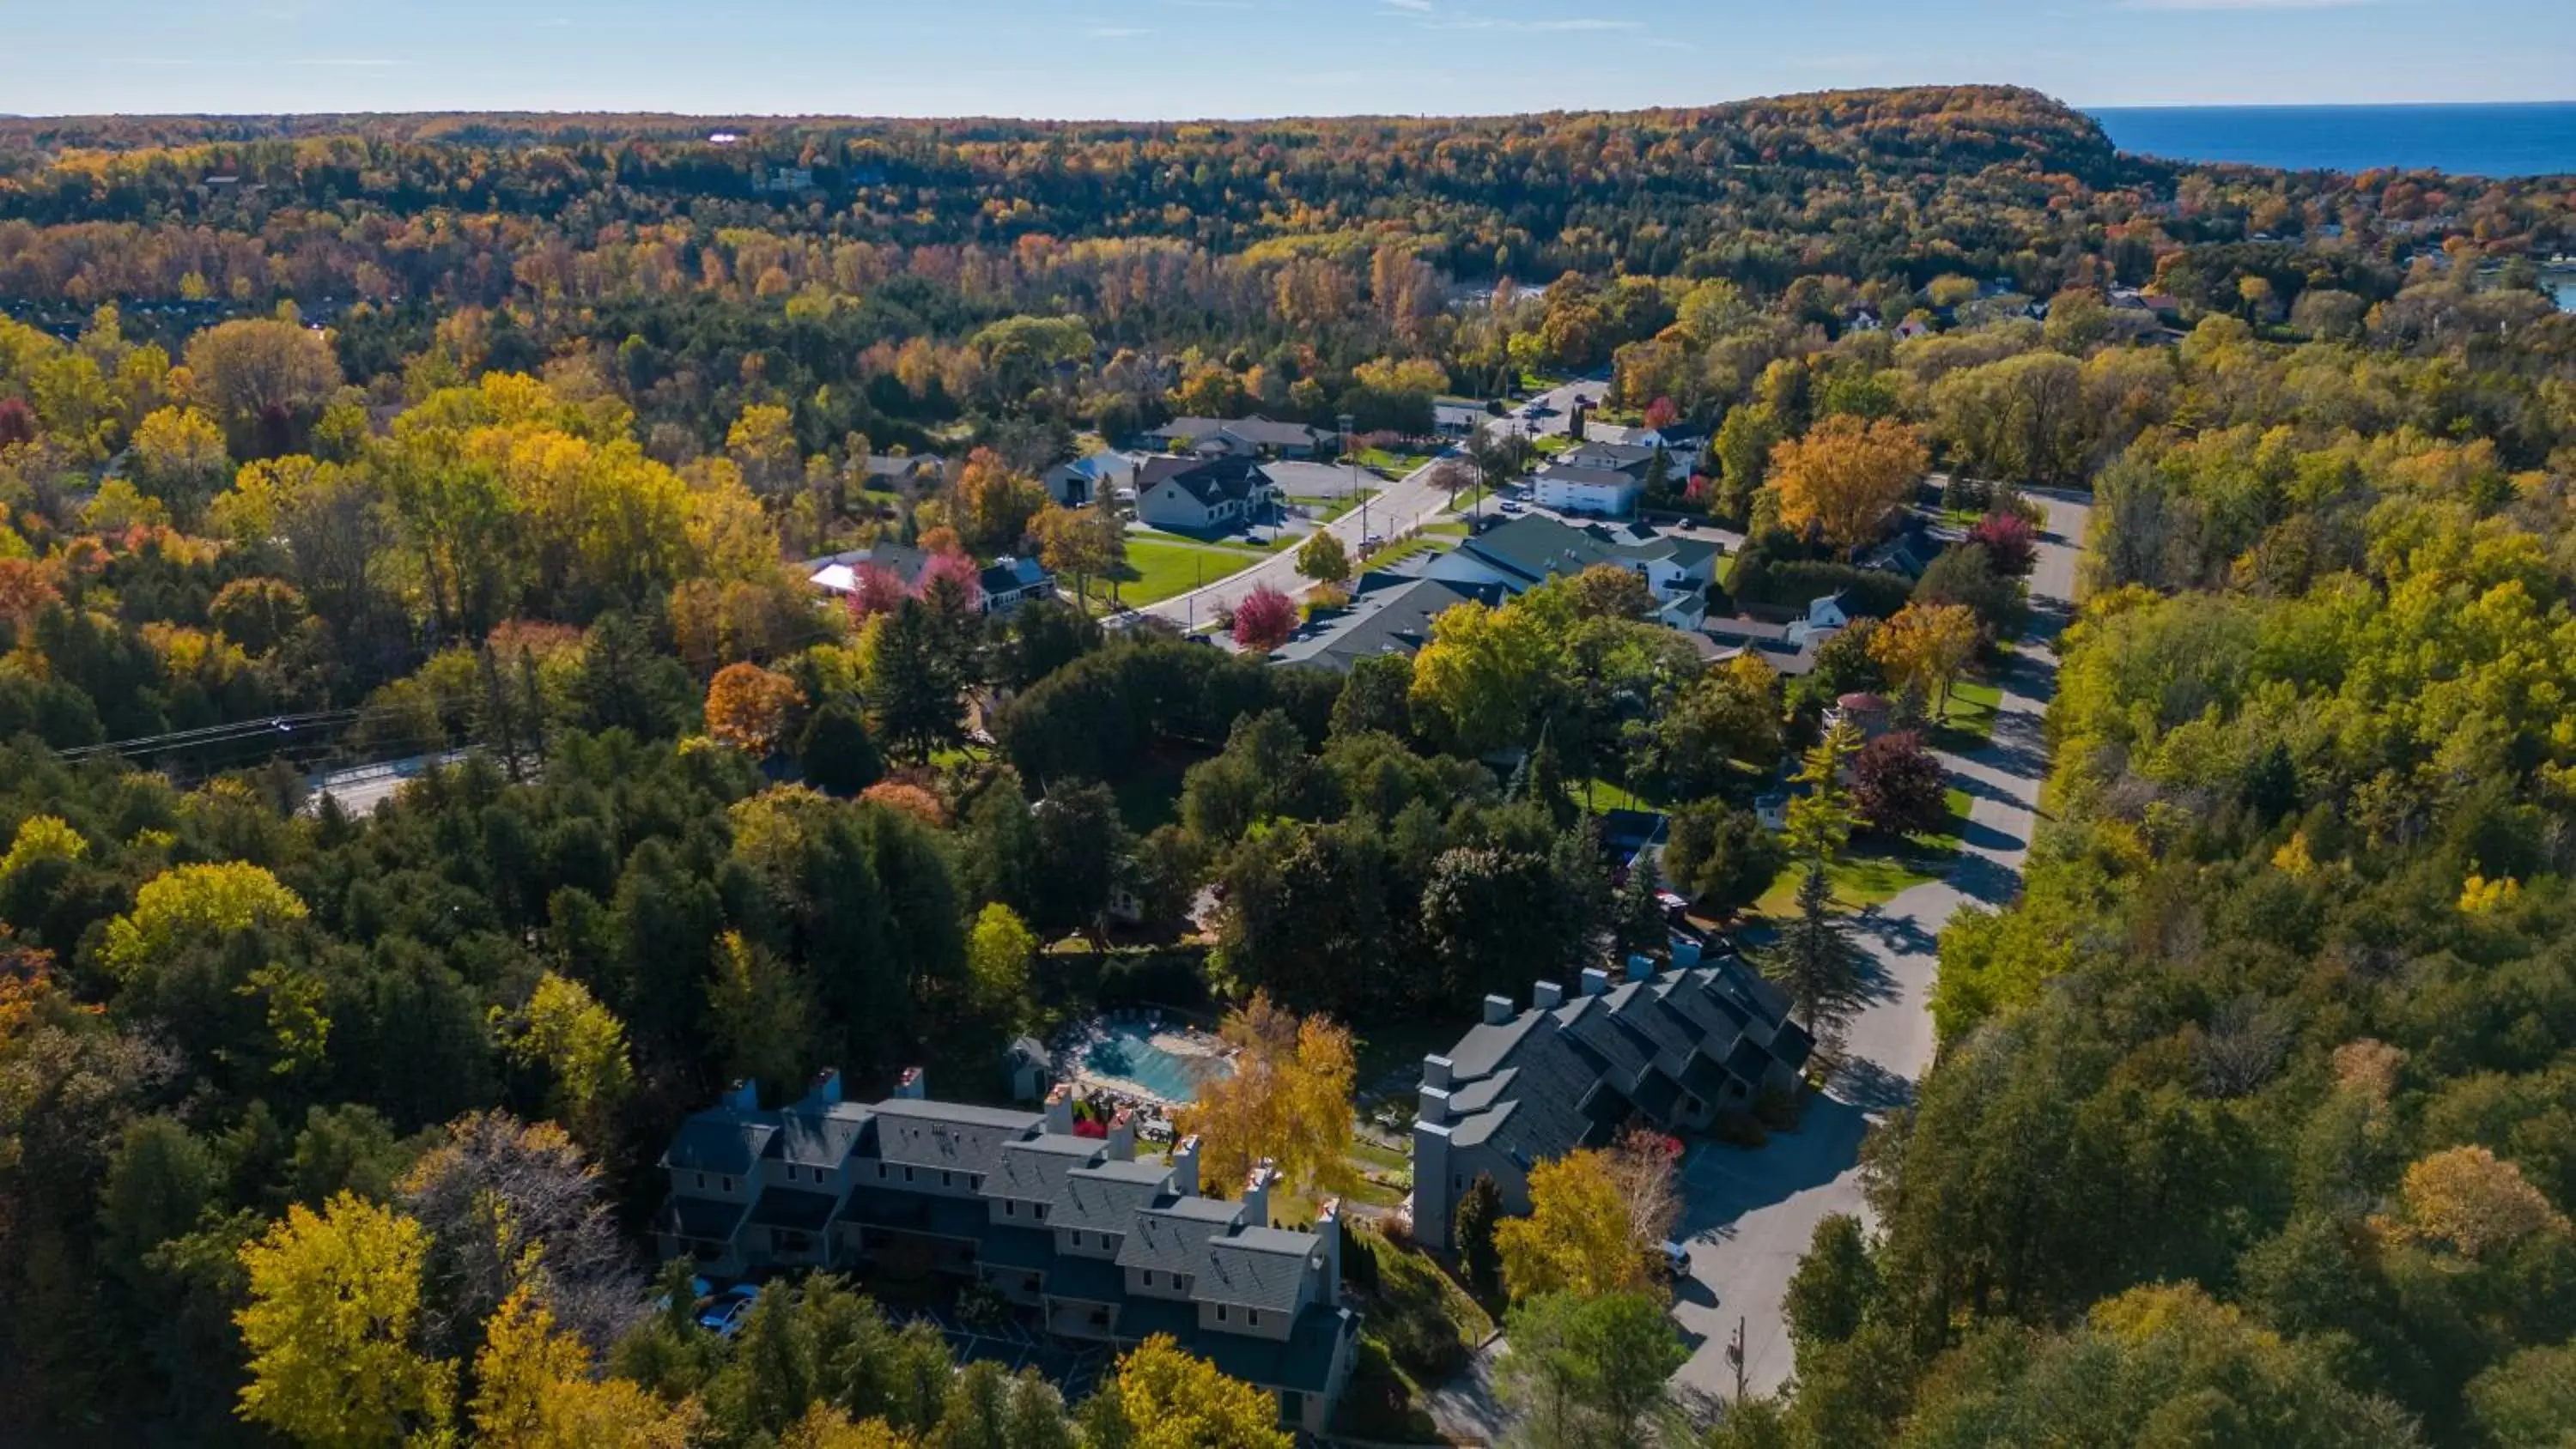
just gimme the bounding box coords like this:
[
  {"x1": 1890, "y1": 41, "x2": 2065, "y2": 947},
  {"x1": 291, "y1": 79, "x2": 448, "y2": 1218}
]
[{"x1": 2090, "y1": 102, "x2": 2576, "y2": 179}]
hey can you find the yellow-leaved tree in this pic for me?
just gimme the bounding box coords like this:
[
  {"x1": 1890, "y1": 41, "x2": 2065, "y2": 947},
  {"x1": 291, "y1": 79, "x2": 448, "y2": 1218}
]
[
  {"x1": 471, "y1": 1287, "x2": 698, "y2": 1449},
  {"x1": 495, "y1": 972, "x2": 635, "y2": 1150},
  {"x1": 1176, "y1": 991, "x2": 1357, "y2": 1210},
  {"x1": 2397, "y1": 1145, "x2": 2570, "y2": 1259},
  {"x1": 1078, "y1": 1335, "x2": 1293, "y2": 1449},
  {"x1": 1868, "y1": 602, "x2": 1983, "y2": 716},
  {"x1": 1494, "y1": 1149, "x2": 1656, "y2": 1301},
  {"x1": 103, "y1": 860, "x2": 308, "y2": 979},
  {"x1": 234, "y1": 1193, "x2": 456, "y2": 1448},
  {"x1": 1768, "y1": 414, "x2": 1928, "y2": 555}
]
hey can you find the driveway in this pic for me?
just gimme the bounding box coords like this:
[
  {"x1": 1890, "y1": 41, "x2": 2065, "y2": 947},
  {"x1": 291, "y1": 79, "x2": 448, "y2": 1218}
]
[{"x1": 1668, "y1": 487, "x2": 2092, "y2": 1400}]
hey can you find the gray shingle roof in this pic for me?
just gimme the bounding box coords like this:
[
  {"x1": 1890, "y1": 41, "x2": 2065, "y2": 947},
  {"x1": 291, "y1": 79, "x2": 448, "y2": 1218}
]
[
  {"x1": 1054, "y1": 1159, "x2": 1175, "y2": 1234},
  {"x1": 1115, "y1": 1196, "x2": 1243, "y2": 1276},
  {"x1": 986, "y1": 1135, "x2": 1105, "y2": 1204},
  {"x1": 773, "y1": 1101, "x2": 871, "y2": 1167},
  {"x1": 663, "y1": 1109, "x2": 776, "y2": 1175},
  {"x1": 1269, "y1": 577, "x2": 1499, "y2": 672},
  {"x1": 870, "y1": 1100, "x2": 1041, "y2": 1175},
  {"x1": 1199, "y1": 1228, "x2": 1320, "y2": 1311}
]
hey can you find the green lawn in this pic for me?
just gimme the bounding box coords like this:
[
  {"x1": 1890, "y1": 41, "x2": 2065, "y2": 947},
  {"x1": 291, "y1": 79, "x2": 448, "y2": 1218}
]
[
  {"x1": 1577, "y1": 777, "x2": 1663, "y2": 813},
  {"x1": 1087, "y1": 538, "x2": 1247, "y2": 608},
  {"x1": 1359, "y1": 535, "x2": 1449, "y2": 572},
  {"x1": 1130, "y1": 528, "x2": 1276, "y2": 555},
  {"x1": 1932, "y1": 679, "x2": 2004, "y2": 746},
  {"x1": 1531, "y1": 433, "x2": 1575, "y2": 456},
  {"x1": 1424, "y1": 519, "x2": 1470, "y2": 538},
  {"x1": 1716, "y1": 550, "x2": 1741, "y2": 589},
  {"x1": 1335, "y1": 1228, "x2": 1495, "y2": 1440},
  {"x1": 1356, "y1": 447, "x2": 1436, "y2": 477},
  {"x1": 1753, "y1": 789, "x2": 1972, "y2": 917}
]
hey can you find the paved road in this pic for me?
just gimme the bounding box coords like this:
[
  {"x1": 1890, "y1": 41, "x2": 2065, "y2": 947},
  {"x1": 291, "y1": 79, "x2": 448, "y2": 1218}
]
[
  {"x1": 1136, "y1": 451, "x2": 1470, "y2": 627},
  {"x1": 304, "y1": 750, "x2": 472, "y2": 818},
  {"x1": 1668, "y1": 487, "x2": 2093, "y2": 1401}
]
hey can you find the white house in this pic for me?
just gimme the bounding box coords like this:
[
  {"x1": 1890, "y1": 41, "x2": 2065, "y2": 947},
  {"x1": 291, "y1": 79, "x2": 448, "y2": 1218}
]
[
  {"x1": 1133, "y1": 456, "x2": 1280, "y2": 533},
  {"x1": 1143, "y1": 415, "x2": 1333, "y2": 460},
  {"x1": 1534, "y1": 463, "x2": 1644, "y2": 518}
]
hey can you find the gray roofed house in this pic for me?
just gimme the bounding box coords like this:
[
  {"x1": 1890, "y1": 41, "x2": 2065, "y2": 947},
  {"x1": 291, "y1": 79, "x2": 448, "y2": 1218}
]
[
  {"x1": 1145, "y1": 415, "x2": 1334, "y2": 458},
  {"x1": 1411, "y1": 952, "x2": 1808, "y2": 1252},
  {"x1": 1425, "y1": 514, "x2": 1722, "y2": 629},
  {"x1": 804, "y1": 542, "x2": 1054, "y2": 618},
  {"x1": 1266, "y1": 576, "x2": 1503, "y2": 672},
  {"x1": 649, "y1": 1076, "x2": 1359, "y2": 1434},
  {"x1": 1134, "y1": 455, "x2": 1282, "y2": 533}
]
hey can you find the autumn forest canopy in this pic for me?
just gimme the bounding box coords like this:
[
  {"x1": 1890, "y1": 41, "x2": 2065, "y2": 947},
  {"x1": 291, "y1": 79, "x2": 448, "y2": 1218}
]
[{"x1": 4, "y1": 82, "x2": 2576, "y2": 1448}]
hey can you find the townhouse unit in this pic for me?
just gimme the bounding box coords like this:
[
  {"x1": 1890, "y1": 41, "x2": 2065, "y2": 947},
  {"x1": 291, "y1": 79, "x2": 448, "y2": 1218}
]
[
  {"x1": 1409, "y1": 949, "x2": 1813, "y2": 1252},
  {"x1": 652, "y1": 1069, "x2": 1360, "y2": 1434}
]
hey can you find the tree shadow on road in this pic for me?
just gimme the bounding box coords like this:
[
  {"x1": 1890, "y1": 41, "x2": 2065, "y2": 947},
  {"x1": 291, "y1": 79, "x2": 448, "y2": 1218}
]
[
  {"x1": 1677, "y1": 1094, "x2": 1875, "y2": 1242},
  {"x1": 1850, "y1": 904, "x2": 1941, "y2": 962},
  {"x1": 1944, "y1": 852, "x2": 2026, "y2": 907},
  {"x1": 1826, "y1": 1056, "x2": 1918, "y2": 1114}
]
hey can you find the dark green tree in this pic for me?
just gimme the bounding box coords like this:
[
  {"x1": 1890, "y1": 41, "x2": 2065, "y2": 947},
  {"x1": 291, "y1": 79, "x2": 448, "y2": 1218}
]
[{"x1": 797, "y1": 700, "x2": 885, "y2": 796}]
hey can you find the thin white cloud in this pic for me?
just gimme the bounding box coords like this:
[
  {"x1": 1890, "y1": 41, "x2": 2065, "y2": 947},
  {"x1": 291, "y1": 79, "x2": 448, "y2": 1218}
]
[
  {"x1": 2122, "y1": 0, "x2": 2368, "y2": 9},
  {"x1": 1425, "y1": 15, "x2": 1643, "y2": 31},
  {"x1": 1087, "y1": 24, "x2": 1157, "y2": 36},
  {"x1": 1382, "y1": 0, "x2": 1435, "y2": 10},
  {"x1": 288, "y1": 58, "x2": 404, "y2": 68}
]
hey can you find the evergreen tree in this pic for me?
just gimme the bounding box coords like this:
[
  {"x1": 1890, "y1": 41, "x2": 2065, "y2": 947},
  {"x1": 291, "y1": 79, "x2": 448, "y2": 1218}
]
[
  {"x1": 866, "y1": 598, "x2": 968, "y2": 761},
  {"x1": 797, "y1": 701, "x2": 884, "y2": 797},
  {"x1": 1613, "y1": 852, "x2": 1668, "y2": 960},
  {"x1": 1762, "y1": 865, "x2": 1862, "y2": 1056},
  {"x1": 1456, "y1": 1173, "x2": 1504, "y2": 1300}
]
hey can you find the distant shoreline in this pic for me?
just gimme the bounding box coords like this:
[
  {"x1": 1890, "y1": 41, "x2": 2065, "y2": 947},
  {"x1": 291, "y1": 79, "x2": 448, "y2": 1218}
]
[{"x1": 2090, "y1": 100, "x2": 2576, "y2": 179}]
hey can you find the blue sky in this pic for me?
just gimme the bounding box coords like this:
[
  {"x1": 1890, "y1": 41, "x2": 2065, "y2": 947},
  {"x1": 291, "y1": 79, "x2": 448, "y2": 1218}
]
[{"x1": 3, "y1": 0, "x2": 2570, "y2": 118}]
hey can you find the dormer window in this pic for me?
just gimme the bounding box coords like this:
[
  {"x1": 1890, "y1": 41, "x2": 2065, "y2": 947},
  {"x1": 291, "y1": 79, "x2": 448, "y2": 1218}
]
[
  {"x1": 1249, "y1": 1310, "x2": 1261, "y2": 1327},
  {"x1": 1215, "y1": 1304, "x2": 1228, "y2": 1322}
]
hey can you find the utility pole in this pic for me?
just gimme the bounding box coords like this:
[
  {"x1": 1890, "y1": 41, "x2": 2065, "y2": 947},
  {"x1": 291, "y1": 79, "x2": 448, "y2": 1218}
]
[
  {"x1": 1727, "y1": 1315, "x2": 1747, "y2": 1402},
  {"x1": 1340, "y1": 411, "x2": 1364, "y2": 543}
]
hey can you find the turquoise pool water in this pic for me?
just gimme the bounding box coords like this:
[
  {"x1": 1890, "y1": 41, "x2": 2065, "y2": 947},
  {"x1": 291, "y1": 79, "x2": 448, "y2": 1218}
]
[{"x1": 1074, "y1": 1023, "x2": 1223, "y2": 1103}]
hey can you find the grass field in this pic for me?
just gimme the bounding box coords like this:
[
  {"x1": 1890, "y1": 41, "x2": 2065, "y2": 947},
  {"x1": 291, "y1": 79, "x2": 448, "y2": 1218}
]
[
  {"x1": 1086, "y1": 538, "x2": 1244, "y2": 608},
  {"x1": 1357, "y1": 447, "x2": 1436, "y2": 476},
  {"x1": 1359, "y1": 534, "x2": 1449, "y2": 572},
  {"x1": 1753, "y1": 787, "x2": 1972, "y2": 917},
  {"x1": 1932, "y1": 679, "x2": 2004, "y2": 746}
]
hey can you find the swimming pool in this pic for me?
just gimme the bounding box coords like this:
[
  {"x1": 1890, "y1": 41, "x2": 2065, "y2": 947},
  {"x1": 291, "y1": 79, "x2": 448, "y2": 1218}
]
[{"x1": 1070, "y1": 1022, "x2": 1229, "y2": 1104}]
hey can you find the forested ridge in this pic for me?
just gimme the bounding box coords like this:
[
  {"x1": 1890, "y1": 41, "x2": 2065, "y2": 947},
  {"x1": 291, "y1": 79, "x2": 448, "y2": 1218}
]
[{"x1": 3, "y1": 82, "x2": 2576, "y2": 1446}]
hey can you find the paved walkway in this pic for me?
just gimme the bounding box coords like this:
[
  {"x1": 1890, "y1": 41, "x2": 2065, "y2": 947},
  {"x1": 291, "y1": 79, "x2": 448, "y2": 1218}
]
[{"x1": 1668, "y1": 488, "x2": 2092, "y2": 1402}]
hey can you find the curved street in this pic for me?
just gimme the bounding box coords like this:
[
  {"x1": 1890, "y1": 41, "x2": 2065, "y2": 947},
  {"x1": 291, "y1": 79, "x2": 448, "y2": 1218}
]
[{"x1": 1666, "y1": 486, "x2": 2092, "y2": 1402}]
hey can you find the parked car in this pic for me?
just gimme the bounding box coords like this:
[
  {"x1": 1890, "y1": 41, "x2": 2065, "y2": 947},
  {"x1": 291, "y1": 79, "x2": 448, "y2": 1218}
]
[
  {"x1": 1498, "y1": 500, "x2": 1525, "y2": 515},
  {"x1": 696, "y1": 1284, "x2": 760, "y2": 1338},
  {"x1": 1362, "y1": 534, "x2": 1385, "y2": 551},
  {"x1": 1662, "y1": 1240, "x2": 1691, "y2": 1279}
]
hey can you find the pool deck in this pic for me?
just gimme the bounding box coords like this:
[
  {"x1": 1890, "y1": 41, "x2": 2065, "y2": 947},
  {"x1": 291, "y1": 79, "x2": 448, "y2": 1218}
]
[{"x1": 1058, "y1": 1020, "x2": 1236, "y2": 1109}]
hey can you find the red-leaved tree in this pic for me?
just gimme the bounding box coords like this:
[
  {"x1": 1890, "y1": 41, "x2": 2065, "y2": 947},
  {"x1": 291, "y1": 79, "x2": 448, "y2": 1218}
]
[
  {"x1": 843, "y1": 561, "x2": 909, "y2": 622},
  {"x1": 1232, "y1": 585, "x2": 1298, "y2": 654},
  {"x1": 1851, "y1": 731, "x2": 1949, "y2": 838},
  {"x1": 1968, "y1": 512, "x2": 2038, "y2": 579},
  {"x1": 915, "y1": 548, "x2": 985, "y2": 614}
]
